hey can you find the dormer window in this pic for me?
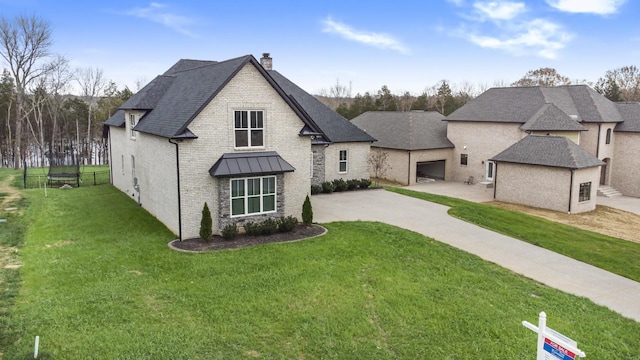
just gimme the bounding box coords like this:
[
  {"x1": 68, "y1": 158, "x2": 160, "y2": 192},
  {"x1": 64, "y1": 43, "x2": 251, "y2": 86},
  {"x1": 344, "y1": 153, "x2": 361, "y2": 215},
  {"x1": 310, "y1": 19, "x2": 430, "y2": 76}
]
[
  {"x1": 129, "y1": 113, "x2": 137, "y2": 139},
  {"x1": 234, "y1": 110, "x2": 264, "y2": 148}
]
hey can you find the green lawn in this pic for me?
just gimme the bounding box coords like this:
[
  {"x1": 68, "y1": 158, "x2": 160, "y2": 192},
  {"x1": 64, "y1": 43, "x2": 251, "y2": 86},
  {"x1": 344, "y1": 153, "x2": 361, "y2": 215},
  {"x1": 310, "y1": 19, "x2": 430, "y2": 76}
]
[
  {"x1": 386, "y1": 186, "x2": 640, "y2": 282},
  {"x1": 1, "y1": 182, "x2": 639, "y2": 359}
]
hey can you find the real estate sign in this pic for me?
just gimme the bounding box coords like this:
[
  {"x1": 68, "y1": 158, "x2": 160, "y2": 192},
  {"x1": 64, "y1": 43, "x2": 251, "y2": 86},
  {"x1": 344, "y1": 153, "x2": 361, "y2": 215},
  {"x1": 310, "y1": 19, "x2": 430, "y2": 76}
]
[{"x1": 522, "y1": 312, "x2": 586, "y2": 360}]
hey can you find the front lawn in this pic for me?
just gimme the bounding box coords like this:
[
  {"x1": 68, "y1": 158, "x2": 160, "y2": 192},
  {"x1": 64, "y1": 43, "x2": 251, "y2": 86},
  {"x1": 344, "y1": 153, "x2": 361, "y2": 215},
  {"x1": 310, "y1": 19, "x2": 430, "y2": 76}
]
[
  {"x1": 386, "y1": 186, "x2": 640, "y2": 282},
  {"x1": 2, "y1": 184, "x2": 639, "y2": 358}
]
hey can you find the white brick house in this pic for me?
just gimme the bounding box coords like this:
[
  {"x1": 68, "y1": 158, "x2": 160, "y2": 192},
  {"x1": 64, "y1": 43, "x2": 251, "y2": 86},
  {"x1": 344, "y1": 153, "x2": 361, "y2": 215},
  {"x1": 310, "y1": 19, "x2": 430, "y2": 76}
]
[{"x1": 105, "y1": 54, "x2": 374, "y2": 239}]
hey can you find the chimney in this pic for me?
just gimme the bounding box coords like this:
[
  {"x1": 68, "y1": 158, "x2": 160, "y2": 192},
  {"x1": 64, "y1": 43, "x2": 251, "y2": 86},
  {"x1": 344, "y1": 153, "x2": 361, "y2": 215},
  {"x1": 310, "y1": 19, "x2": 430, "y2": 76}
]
[{"x1": 260, "y1": 53, "x2": 272, "y2": 70}]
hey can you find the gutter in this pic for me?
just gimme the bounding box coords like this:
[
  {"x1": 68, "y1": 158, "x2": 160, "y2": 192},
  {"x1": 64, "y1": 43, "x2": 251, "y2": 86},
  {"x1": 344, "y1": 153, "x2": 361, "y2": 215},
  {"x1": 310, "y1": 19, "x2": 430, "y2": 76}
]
[
  {"x1": 107, "y1": 127, "x2": 113, "y2": 185},
  {"x1": 407, "y1": 150, "x2": 411, "y2": 185},
  {"x1": 493, "y1": 162, "x2": 497, "y2": 199},
  {"x1": 568, "y1": 169, "x2": 575, "y2": 214},
  {"x1": 169, "y1": 138, "x2": 183, "y2": 241}
]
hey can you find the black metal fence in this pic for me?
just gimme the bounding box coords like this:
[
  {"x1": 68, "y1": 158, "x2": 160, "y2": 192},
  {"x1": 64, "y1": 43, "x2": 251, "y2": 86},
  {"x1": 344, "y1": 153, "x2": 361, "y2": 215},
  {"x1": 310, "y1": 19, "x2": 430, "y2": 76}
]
[{"x1": 22, "y1": 170, "x2": 111, "y2": 189}]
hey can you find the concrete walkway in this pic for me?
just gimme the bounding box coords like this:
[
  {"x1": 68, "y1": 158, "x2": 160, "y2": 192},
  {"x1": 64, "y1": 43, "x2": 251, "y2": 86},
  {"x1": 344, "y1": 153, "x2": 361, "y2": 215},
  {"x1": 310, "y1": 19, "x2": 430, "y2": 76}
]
[{"x1": 312, "y1": 189, "x2": 640, "y2": 322}]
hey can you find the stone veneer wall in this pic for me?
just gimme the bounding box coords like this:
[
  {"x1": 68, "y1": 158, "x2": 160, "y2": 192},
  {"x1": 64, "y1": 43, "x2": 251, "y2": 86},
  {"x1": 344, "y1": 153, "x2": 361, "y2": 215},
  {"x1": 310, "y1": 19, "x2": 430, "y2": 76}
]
[
  {"x1": 217, "y1": 174, "x2": 286, "y2": 230},
  {"x1": 311, "y1": 144, "x2": 326, "y2": 186}
]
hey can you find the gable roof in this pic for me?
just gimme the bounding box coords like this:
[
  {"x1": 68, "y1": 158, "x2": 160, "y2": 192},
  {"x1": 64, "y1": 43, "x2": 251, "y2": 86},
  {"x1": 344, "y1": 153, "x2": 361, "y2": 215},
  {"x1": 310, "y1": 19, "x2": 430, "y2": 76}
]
[
  {"x1": 104, "y1": 109, "x2": 125, "y2": 127},
  {"x1": 614, "y1": 102, "x2": 640, "y2": 132},
  {"x1": 351, "y1": 111, "x2": 453, "y2": 150},
  {"x1": 490, "y1": 135, "x2": 604, "y2": 169},
  {"x1": 267, "y1": 70, "x2": 375, "y2": 143},
  {"x1": 106, "y1": 55, "x2": 371, "y2": 143},
  {"x1": 446, "y1": 85, "x2": 623, "y2": 124},
  {"x1": 520, "y1": 103, "x2": 586, "y2": 131}
]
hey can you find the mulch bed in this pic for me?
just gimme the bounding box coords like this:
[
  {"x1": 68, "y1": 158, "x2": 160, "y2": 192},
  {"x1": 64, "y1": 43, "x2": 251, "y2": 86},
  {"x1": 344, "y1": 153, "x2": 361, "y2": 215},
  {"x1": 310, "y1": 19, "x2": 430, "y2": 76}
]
[{"x1": 169, "y1": 224, "x2": 326, "y2": 252}]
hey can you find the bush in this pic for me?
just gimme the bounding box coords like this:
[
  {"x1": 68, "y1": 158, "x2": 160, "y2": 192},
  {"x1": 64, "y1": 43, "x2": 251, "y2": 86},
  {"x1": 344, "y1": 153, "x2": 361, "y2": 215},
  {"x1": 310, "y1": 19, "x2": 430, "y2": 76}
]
[
  {"x1": 302, "y1": 195, "x2": 313, "y2": 225},
  {"x1": 359, "y1": 178, "x2": 372, "y2": 189},
  {"x1": 332, "y1": 178, "x2": 347, "y2": 192},
  {"x1": 311, "y1": 184, "x2": 322, "y2": 195},
  {"x1": 243, "y1": 221, "x2": 260, "y2": 236},
  {"x1": 259, "y1": 218, "x2": 279, "y2": 235},
  {"x1": 278, "y1": 216, "x2": 298, "y2": 233},
  {"x1": 221, "y1": 223, "x2": 238, "y2": 241},
  {"x1": 199, "y1": 202, "x2": 212, "y2": 242},
  {"x1": 347, "y1": 179, "x2": 360, "y2": 190},
  {"x1": 321, "y1": 181, "x2": 334, "y2": 193}
]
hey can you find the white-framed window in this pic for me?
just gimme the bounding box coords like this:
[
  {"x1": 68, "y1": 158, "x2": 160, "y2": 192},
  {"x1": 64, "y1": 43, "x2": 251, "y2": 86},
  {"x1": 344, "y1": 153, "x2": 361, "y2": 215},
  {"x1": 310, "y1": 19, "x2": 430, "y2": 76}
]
[
  {"x1": 129, "y1": 113, "x2": 137, "y2": 139},
  {"x1": 579, "y1": 182, "x2": 591, "y2": 202},
  {"x1": 234, "y1": 110, "x2": 264, "y2": 148},
  {"x1": 339, "y1": 150, "x2": 348, "y2": 173},
  {"x1": 485, "y1": 160, "x2": 495, "y2": 181},
  {"x1": 231, "y1": 176, "x2": 276, "y2": 216},
  {"x1": 131, "y1": 155, "x2": 136, "y2": 185}
]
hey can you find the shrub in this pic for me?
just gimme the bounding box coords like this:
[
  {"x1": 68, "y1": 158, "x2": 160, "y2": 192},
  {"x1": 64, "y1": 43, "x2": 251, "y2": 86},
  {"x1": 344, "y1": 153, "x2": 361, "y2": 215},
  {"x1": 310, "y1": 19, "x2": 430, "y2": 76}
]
[
  {"x1": 321, "y1": 181, "x2": 334, "y2": 193},
  {"x1": 259, "y1": 218, "x2": 279, "y2": 235},
  {"x1": 359, "y1": 178, "x2": 372, "y2": 189},
  {"x1": 278, "y1": 216, "x2": 298, "y2": 233},
  {"x1": 332, "y1": 178, "x2": 347, "y2": 192},
  {"x1": 221, "y1": 223, "x2": 239, "y2": 241},
  {"x1": 346, "y1": 179, "x2": 360, "y2": 190},
  {"x1": 199, "y1": 202, "x2": 212, "y2": 242},
  {"x1": 302, "y1": 195, "x2": 313, "y2": 225},
  {"x1": 311, "y1": 184, "x2": 322, "y2": 195},
  {"x1": 243, "y1": 221, "x2": 260, "y2": 236}
]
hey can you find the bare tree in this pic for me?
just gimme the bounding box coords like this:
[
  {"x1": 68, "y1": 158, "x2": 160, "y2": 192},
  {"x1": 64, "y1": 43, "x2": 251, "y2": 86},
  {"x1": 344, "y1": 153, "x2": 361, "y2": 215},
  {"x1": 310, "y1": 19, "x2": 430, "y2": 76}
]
[
  {"x1": 511, "y1": 67, "x2": 571, "y2": 87},
  {"x1": 368, "y1": 150, "x2": 391, "y2": 186},
  {"x1": 595, "y1": 65, "x2": 640, "y2": 102},
  {"x1": 45, "y1": 55, "x2": 74, "y2": 150},
  {"x1": 0, "y1": 15, "x2": 52, "y2": 168},
  {"x1": 76, "y1": 66, "x2": 106, "y2": 163}
]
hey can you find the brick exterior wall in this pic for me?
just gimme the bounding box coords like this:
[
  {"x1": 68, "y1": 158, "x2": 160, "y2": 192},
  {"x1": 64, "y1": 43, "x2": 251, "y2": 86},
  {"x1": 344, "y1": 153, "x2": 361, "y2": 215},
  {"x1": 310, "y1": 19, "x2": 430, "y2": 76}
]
[
  {"x1": 612, "y1": 132, "x2": 640, "y2": 197},
  {"x1": 323, "y1": 142, "x2": 370, "y2": 182},
  {"x1": 447, "y1": 121, "x2": 524, "y2": 182},
  {"x1": 495, "y1": 163, "x2": 599, "y2": 213}
]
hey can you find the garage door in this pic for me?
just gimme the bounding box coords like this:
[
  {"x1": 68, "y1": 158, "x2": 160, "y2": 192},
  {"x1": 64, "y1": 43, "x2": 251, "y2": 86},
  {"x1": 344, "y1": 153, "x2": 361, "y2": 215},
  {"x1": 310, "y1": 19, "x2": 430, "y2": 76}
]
[{"x1": 416, "y1": 160, "x2": 446, "y2": 180}]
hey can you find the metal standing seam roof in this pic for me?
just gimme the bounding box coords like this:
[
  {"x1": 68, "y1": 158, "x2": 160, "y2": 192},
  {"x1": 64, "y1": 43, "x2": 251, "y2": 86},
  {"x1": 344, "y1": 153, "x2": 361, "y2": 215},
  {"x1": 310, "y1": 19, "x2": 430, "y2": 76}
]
[
  {"x1": 445, "y1": 85, "x2": 624, "y2": 124},
  {"x1": 351, "y1": 111, "x2": 453, "y2": 150},
  {"x1": 490, "y1": 135, "x2": 604, "y2": 169},
  {"x1": 209, "y1": 151, "x2": 295, "y2": 177}
]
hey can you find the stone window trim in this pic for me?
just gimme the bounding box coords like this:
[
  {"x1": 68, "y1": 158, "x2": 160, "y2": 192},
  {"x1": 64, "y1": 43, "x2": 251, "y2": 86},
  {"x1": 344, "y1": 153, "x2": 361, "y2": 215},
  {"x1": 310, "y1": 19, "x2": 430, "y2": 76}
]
[
  {"x1": 234, "y1": 110, "x2": 265, "y2": 149},
  {"x1": 339, "y1": 149, "x2": 348, "y2": 174},
  {"x1": 579, "y1": 181, "x2": 591, "y2": 202}
]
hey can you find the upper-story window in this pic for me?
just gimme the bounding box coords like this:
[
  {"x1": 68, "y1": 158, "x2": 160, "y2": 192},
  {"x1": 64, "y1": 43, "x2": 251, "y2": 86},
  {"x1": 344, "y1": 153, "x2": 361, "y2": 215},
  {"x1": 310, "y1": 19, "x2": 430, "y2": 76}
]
[
  {"x1": 339, "y1": 150, "x2": 348, "y2": 173},
  {"x1": 605, "y1": 128, "x2": 612, "y2": 145},
  {"x1": 129, "y1": 113, "x2": 137, "y2": 139},
  {"x1": 234, "y1": 110, "x2": 264, "y2": 148}
]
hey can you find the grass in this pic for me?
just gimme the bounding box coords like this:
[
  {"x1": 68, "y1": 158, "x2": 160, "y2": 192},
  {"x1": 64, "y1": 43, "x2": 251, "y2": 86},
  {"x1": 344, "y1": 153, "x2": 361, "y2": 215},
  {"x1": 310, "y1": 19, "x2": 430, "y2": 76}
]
[
  {"x1": 386, "y1": 186, "x2": 640, "y2": 282},
  {"x1": 1, "y1": 182, "x2": 639, "y2": 358}
]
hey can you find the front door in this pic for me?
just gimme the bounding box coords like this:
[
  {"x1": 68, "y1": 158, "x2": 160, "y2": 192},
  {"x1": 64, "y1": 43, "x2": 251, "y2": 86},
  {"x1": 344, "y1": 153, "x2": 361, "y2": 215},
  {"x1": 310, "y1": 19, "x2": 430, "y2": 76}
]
[{"x1": 485, "y1": 161, "x2": 495, "y2": 181}]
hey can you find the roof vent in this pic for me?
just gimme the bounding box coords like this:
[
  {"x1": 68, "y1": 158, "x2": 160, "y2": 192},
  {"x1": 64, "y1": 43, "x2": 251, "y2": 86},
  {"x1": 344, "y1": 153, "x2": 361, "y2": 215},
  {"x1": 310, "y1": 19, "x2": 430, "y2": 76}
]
[{"x1": 569, "y1": 114, "x2": 579, "y2": 120}]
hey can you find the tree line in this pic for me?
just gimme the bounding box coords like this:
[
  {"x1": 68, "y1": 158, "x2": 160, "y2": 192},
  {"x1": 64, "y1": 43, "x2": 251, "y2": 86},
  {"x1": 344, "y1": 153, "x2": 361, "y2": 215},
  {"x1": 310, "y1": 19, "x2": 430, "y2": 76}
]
[
  {"x1": 320, "y1": 67, "x2": 640, "y2": 120},
  {"x1": 0, "y1": 15, "x2": 133, "y2": 169}
]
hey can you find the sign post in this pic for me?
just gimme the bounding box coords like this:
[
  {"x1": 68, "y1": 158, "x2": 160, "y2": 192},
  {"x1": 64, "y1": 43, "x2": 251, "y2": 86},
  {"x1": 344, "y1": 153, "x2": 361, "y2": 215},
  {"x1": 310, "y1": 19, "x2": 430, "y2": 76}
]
[{"x1": 522, "y1": 312, "x2": 586, "y2": 360}]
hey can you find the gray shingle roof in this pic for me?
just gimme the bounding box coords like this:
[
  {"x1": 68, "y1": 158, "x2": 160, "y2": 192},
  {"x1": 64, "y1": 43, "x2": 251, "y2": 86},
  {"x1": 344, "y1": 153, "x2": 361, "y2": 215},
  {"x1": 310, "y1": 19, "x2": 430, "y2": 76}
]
[
  {"x1": 351, "y1": 111, "x2": 453, "y2": 150},
  {"x1": 446, "y1": 85, "x2": 623, "y2": 124},
  {"x1": 614, "y1": 102, "x2": 640, "y2": 132},
  {"x1": 520, "y1": 103, "x2": 586, "y2": 131},
  {"x1": 267, "y1": 70, "x2": 375, "y2": 143},
  {"x1": 104, "y1": 109, "x2": 125, "y2": 127},
  {"x1": 209, "y1": 151, "x2": 295, "y2": 177},
  {"x1": 490, "y1": 135, "x2": 604, "y2": 169}
]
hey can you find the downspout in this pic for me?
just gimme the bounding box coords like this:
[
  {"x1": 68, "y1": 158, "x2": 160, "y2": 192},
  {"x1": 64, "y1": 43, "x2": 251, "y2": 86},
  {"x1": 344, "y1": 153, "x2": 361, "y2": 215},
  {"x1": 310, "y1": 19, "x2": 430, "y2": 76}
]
[
  {"x1": 568, "y1": 169, "x2": 575, "y2": 214},
  {"x1": 407, "y1": 150, "x2": 411, "y2": 185},
  {"x1": 595, "y1": 124, "x2": 601, "y2": 158},
  {"x1": 169, "y1": 139, "x2": 183, "y2": 241},
  {"x1": 107, "y1": 127, "x2": 113, "y2": 185},
  {"x1": 493, "y1": 162, "x2": 497, "y2": 199}
]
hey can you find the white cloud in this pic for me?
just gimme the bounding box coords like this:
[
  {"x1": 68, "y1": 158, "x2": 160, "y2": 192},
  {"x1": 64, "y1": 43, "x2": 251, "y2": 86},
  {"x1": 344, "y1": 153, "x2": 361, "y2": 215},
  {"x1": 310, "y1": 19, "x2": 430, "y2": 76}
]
[
  {"x1": 125, "y1": 2, "x2": 197, "y2": 37},
  {"x1": 467, "y1": 19, "x2": 572, "y2": 59},
  {"x1": 474, "y1": 1, "x2": 527, "y2": 20},
  {"x1": 322, "y1": 17, "x2": 410, "y2": 54},
  {"x1": 546, "y1": 0, "x2": 626, "y2": 15}
]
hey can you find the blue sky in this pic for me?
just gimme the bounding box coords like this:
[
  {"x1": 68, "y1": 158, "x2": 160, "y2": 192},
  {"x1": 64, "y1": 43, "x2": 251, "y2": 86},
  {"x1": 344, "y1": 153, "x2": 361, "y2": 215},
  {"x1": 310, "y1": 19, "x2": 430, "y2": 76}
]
[{"x1": 1, "y1": 0, "x2": 638, "y2": 95}]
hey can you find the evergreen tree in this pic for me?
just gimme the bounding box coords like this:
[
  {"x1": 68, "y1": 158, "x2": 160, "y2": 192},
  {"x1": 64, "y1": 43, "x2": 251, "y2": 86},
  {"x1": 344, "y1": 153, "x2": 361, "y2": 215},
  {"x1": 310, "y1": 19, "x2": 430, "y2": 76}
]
[
  {"x1": 302, "y1": 195, "x2": 313, "y2": 225},
  {"x1": 200, "y1": 202, "x2": 213, "y2": 242}
]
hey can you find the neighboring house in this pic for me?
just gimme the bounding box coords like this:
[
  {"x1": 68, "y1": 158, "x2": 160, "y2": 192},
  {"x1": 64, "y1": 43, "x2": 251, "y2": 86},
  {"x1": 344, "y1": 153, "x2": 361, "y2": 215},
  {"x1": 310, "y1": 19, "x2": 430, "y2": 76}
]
[
  {"x1": 351, "y1": 111, "x2": 454, "y2": 185},
  {"x1": 104, "y1": 54, "x2": 374, "y2": 239},
  {"x1": 490, "y1": 135, "x2": 603, "y2": 213},
  {"x1": 441, "y1": 84, "x2": 640, "y2": 212}
]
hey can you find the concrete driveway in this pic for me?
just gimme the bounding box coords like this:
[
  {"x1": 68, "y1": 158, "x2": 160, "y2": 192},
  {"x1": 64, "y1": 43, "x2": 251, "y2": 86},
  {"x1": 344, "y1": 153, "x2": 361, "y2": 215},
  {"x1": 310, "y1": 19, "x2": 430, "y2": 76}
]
[{"x1": 312, "y1": 189, "x2": 640, "y2": 322}]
